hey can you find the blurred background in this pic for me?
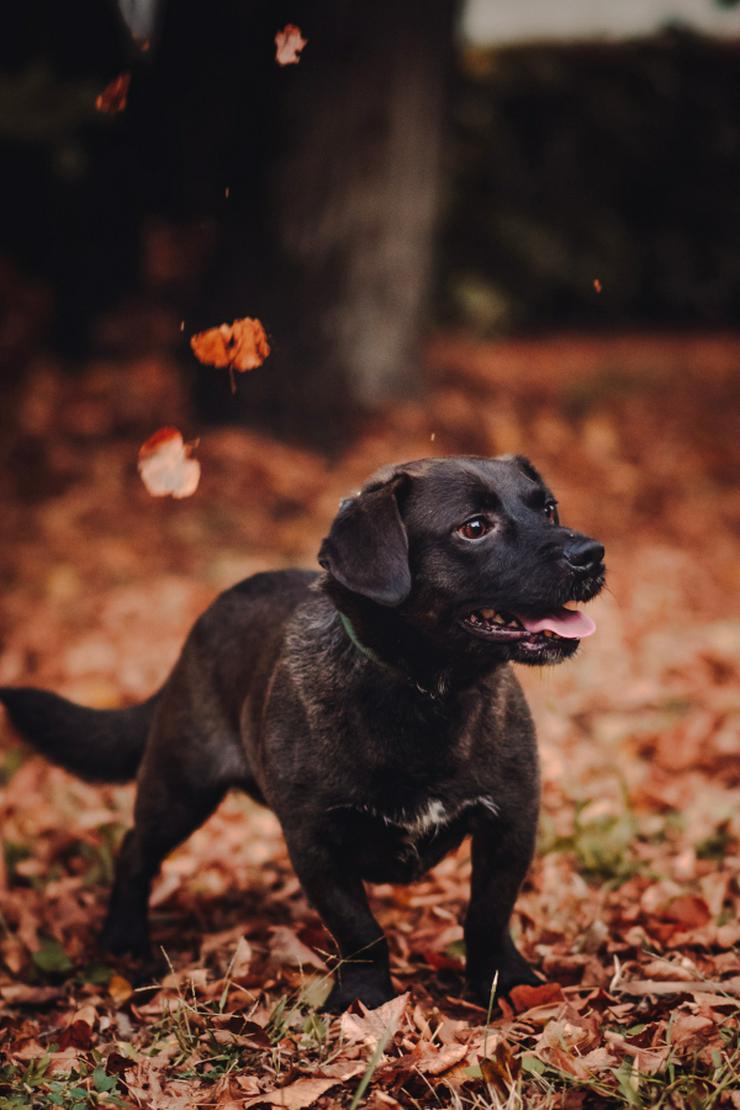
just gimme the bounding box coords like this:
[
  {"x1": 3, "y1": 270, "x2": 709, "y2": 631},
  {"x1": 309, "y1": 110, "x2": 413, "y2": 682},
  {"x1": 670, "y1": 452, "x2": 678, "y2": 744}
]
[{"x1": 0, "y1": 5, "x2": 738, "y2": 1099}]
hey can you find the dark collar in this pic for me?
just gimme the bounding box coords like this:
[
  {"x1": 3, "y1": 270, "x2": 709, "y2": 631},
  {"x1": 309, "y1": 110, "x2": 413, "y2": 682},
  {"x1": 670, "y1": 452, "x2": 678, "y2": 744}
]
[{"x1": 337, "y1": 611, "x2": 442, "y2": 700}]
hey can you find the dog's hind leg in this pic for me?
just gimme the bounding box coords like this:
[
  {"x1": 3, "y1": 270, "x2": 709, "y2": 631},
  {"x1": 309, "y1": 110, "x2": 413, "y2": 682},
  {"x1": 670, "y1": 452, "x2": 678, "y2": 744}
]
[
  {"x1": 464, "y1": 812, "x2": 540, "y2": 1004},
  {"x1": 101, "y1": 707, "x2": 245, "y2": 958},
  {"x1": 101, "y1": 767, "x2": 226, "y2": 958}
]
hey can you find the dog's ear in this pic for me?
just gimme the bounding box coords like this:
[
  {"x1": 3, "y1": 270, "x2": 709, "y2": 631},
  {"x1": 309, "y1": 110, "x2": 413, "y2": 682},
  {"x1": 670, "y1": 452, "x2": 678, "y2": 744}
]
[
  {"x1": 499, "y1": 453, "x2": 545, "y2": 485},
  {"x1": 318, "y1": 478, "x2": 411, "y2": 607}
]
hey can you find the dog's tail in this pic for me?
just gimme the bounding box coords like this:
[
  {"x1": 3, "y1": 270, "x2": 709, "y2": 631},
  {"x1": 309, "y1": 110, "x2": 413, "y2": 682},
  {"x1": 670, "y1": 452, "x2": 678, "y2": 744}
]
[{"x1": 0, "y1": 685, "x2": 161, "y2": 783}]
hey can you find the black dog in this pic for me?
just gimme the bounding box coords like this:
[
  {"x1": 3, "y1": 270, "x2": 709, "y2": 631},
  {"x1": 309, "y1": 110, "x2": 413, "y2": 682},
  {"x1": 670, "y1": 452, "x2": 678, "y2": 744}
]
[{"x1": 0, "y1": 455, "x2": 605, "y2": 1011}]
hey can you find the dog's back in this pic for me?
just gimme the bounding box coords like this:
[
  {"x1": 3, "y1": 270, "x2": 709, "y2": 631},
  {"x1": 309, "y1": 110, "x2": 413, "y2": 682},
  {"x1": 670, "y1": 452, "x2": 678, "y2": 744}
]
[{"x1": 0, "y1": 569, "x2": 316, "y2": 784}]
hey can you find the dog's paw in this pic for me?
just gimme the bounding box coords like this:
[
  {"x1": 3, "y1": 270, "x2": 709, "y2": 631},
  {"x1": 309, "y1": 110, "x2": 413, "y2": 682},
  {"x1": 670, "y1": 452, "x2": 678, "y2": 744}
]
[
  {"x1": 320, "y1": 975, "x2": 397, "y2": 1014},
  {"x1": 468, "y1": 953, "x2": 542, "y2": 1007},
  {"x1": 100, "y1": 917, "x2": 152, "y2": 961}
]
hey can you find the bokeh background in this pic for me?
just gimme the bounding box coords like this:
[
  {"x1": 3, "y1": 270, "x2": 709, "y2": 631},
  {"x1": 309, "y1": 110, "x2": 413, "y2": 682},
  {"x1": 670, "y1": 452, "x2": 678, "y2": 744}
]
[{"x1": 0, "y1": 2, "x2": 738, "y2": 1107}]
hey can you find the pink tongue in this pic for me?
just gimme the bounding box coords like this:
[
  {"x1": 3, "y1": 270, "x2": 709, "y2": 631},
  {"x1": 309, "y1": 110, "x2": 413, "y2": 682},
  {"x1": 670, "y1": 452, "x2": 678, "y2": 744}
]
[{"x1": 517, "y1": 608, "x2": 596, "y2": 639}]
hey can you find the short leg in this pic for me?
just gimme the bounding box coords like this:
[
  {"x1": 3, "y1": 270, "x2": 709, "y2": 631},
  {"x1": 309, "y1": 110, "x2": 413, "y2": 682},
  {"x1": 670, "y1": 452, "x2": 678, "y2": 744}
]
[
  {"x1": 464, "y1": 813, "x2": 540, "y2": 1005},
  {"x1": 283, "y1": 825, "x2": 394, "y2": 1012},
  {"x1": 102, "y1": 764, "x2": 226, "y2": 958}
]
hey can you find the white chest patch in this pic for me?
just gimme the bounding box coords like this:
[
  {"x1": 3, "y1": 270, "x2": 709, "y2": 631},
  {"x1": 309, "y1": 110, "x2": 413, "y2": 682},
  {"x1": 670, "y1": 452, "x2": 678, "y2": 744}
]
[{"x1": 352, "y1": 795, "x2": 499, "y2": 841}]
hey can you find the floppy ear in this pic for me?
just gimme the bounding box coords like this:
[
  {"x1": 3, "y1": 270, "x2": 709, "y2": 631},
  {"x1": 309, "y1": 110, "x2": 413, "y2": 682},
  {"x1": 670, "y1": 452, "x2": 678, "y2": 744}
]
[{"x1": 318, "y1": 481, "x2": 411, "y2": 606}]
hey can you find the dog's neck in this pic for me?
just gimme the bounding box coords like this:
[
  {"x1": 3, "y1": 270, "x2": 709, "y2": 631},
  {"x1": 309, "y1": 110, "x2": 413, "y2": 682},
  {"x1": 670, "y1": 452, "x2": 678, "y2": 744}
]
[{"x1": 328, "y1": 588, "x2": 504, "y2": 698}]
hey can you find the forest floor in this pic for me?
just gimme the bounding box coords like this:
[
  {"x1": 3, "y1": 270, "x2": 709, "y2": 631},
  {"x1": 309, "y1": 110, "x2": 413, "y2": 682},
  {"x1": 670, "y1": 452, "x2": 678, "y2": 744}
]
[{"x1": 0, "y1": 329, "x2": 738, "y2": 1108}]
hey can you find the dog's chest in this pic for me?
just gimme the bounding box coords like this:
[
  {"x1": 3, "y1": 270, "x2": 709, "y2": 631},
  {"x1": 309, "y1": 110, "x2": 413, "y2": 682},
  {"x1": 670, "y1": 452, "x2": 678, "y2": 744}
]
[
  {"x1": 337, "y1": 793, "x2": 498, "y2": 884},
  {"x1": 355, "y1": 794, "x2": 498, "y2": 839}
]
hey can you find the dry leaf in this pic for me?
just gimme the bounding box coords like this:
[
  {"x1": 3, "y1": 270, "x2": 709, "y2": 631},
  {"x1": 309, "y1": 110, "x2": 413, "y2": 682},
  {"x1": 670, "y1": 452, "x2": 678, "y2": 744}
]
[
  {"x1": 138, "y1": 427, "x2": 201, "y2": 499},
  {"x1": 269, "y1": 925, "x2": 326, "y2": 970},
  {"x1": 243, "y1": 1077, "x2": 339, "y2": 1109},
  {"x1": 275, "y1": 24, "x2": 308, "y2": 66},
  {"x1": 228, "y1": 934, "x2": 253, "y2": 980},
  {"x1": 618, "y1": 978, "x2": 740, "y2": 998},
  {"x1": 190, "y1": 317, "x2": 270, "y2": 373},
  {"x1": 108, "y1": 973, "x2": 133, "y2": 1006},
  {"x1": 96, "y1": 72, "x2": 131, "y2": 113},
  {"x1": 416, "y1": 1042, "x2": 469, "y2": 1076},
  {"x1": 340, "y1": 992, "x2": 409, "y2": 1049},
  {"x1": 509, "y1": 981, "x2": 564, "y2": 1012}
]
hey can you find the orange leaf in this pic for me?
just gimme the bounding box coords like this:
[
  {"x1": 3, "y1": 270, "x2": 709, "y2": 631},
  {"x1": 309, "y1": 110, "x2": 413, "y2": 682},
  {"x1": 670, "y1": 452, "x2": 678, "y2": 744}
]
[
  {"x1": 108, "y1": 973, "x2": 133, "y2": 1006},
  {"x1": 96, "y1": 72, "x2": 131, "y2": 113},
  {"x1": 138, "y1": 427, "x2": 201, "y2": 499},
  {"x1": 508, "y1": 981, "x2": 564, "y2": 1012},
  {"x1": 663, "y1": 894, "x2": 711, "y2": 929},
  {"x1": 190, "y1": 317, "x2": 270, "y2": 373},
  {"x1": 275, "y1": 24, "x2": 308, "y2": 66}
]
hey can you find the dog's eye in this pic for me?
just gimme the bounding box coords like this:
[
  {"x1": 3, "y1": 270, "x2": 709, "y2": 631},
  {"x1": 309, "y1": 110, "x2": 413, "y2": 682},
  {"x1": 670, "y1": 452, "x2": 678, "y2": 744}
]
[
  {"x1": 456, "y1": 516, "x2": 491, "y2": 541},
  {"x1": 544, "y1": 500, "x2": 559, "y2": 525}
]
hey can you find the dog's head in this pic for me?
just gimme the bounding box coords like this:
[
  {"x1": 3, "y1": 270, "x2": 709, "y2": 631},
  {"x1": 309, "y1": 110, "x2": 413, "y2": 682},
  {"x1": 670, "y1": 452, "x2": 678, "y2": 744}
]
[{"x1": 318, "y1": 455, "x2": 605, "y2": 667}]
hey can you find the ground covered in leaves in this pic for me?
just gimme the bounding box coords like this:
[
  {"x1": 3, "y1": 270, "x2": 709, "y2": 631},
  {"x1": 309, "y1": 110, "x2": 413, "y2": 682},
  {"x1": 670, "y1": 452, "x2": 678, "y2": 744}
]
[{"x1": 0, "y1": 331, "x2": 738, "y2": 1108}]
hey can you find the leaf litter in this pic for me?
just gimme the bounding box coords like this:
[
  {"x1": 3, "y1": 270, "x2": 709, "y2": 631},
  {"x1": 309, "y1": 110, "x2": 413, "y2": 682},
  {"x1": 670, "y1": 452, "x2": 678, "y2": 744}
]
[{"x1": 0, "y1": 330, "x2": 738, "y2": 1107}]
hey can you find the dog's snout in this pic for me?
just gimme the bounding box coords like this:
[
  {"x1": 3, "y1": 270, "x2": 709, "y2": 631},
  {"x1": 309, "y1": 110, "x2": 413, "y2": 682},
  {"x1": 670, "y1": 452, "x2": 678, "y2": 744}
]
[{"x1": 564, "y1": 537, "x2": 605, "y2": 573}]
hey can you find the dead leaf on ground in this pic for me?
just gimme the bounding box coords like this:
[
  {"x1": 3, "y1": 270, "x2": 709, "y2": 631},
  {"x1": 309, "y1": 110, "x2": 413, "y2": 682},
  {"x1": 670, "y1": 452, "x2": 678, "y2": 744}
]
[
  {"x1": 275, "y1": 24, "x2": 308, "y2": 66},
  {"x1": 268, "y1": 924, "x2": 327, "y2": 971},
  {"x1": 243, "y1": 1076, "x2": 340, "y2": 1109},
  {"x1": 138, "y1": 427, "x2": 201, "y2": 499},
  {"x1": 340, "y1": 992, "x2": 410, "y2": 1049},
  {"x1": 508, "y1": 980, "x2": 565, "y2": 1012}
]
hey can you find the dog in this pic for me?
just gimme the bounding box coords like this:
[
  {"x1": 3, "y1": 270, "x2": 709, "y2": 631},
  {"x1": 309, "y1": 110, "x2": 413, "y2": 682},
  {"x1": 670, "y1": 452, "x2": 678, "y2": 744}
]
[{"x1": 0, "y1": 454, "x2": 605, "y2": 1011}]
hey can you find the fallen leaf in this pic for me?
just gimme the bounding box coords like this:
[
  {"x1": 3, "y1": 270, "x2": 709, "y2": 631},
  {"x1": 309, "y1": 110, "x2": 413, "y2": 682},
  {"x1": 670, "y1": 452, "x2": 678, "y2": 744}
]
[
  {"x1": 108, "y1": 973, "x2": 133, "y2": 1006},
  {"x1": 508, "y1": 981, "x2": 564, "y2": 1012},
  {"x1": 269, "y1": 924, "x2": 327, "y2": 970},
  {"x1": 662, "y1": 894, "x2": 711, "y2": 929},
  {"x1": 243, "y1": 1076, "x2": 339, "y2": 1109},
  {"x1": 340, "y1": 992, "x2": 409, "y2": 1049},
  {"x1": 58, "y1": 1004, "x2": 97, "y2": 1050},
  {"x1": 0, "y1": 983, "x2": 63, "y2": 1004},
  {"x1": 617, "y1": 978, "x2": 740, "y2": 998},
  {"x1": 229, "y1": 934, "x2": 253, "y2": 979},
  {"x1": 275, "y1": 24, "x2": 308, "y2": 66},
  {"x1": 138, "y1": 427, "x2": 201, "y2": 499},
  {"x1": 417, "y1": 1041, "x2": 469, "y2": 1076},
  {"x1": 96, "y1": 72, "x2": 131, "y2": 113},
  {"x1": 190, "y1": 317, "x2": 270, "y2": 374}
]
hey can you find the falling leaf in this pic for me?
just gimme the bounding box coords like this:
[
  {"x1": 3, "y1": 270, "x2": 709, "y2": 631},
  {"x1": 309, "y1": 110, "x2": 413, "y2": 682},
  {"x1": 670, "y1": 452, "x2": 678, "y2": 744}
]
[
  {"x1": 96, "y1": 72, "x2": 131, "y2": 113},
  {"x1": 137, "y1": 427, "x2": 201, "y2": 500},
  {"x1": 190, "y1": 317, "x2": 270, "y2": 379},
  {"x1": 275, "y1": 24, "x2": 308, "y2": 66}
]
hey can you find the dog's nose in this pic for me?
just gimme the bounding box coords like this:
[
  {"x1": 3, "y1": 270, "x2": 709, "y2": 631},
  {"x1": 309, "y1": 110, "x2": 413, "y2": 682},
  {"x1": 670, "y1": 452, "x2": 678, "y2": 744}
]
[{"x1": 565, "y1": 538, "x2": 605, "y2": 572}]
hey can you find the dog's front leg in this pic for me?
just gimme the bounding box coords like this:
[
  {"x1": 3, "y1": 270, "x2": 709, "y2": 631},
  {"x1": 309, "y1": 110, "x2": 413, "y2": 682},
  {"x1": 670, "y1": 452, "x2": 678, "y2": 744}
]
[
  {"x1": 283, "y1": 826, "x2": 394, "y2": 1012},
  {"x1": 464, "y1": 816, "x2": 540, "y2": 1005}
]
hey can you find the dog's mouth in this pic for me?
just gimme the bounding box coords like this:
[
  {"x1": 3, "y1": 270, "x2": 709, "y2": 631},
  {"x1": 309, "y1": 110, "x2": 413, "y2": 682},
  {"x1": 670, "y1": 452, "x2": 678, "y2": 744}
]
[{"x1": 461, "y1": 606, "x2": 596, "y2": 647}]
